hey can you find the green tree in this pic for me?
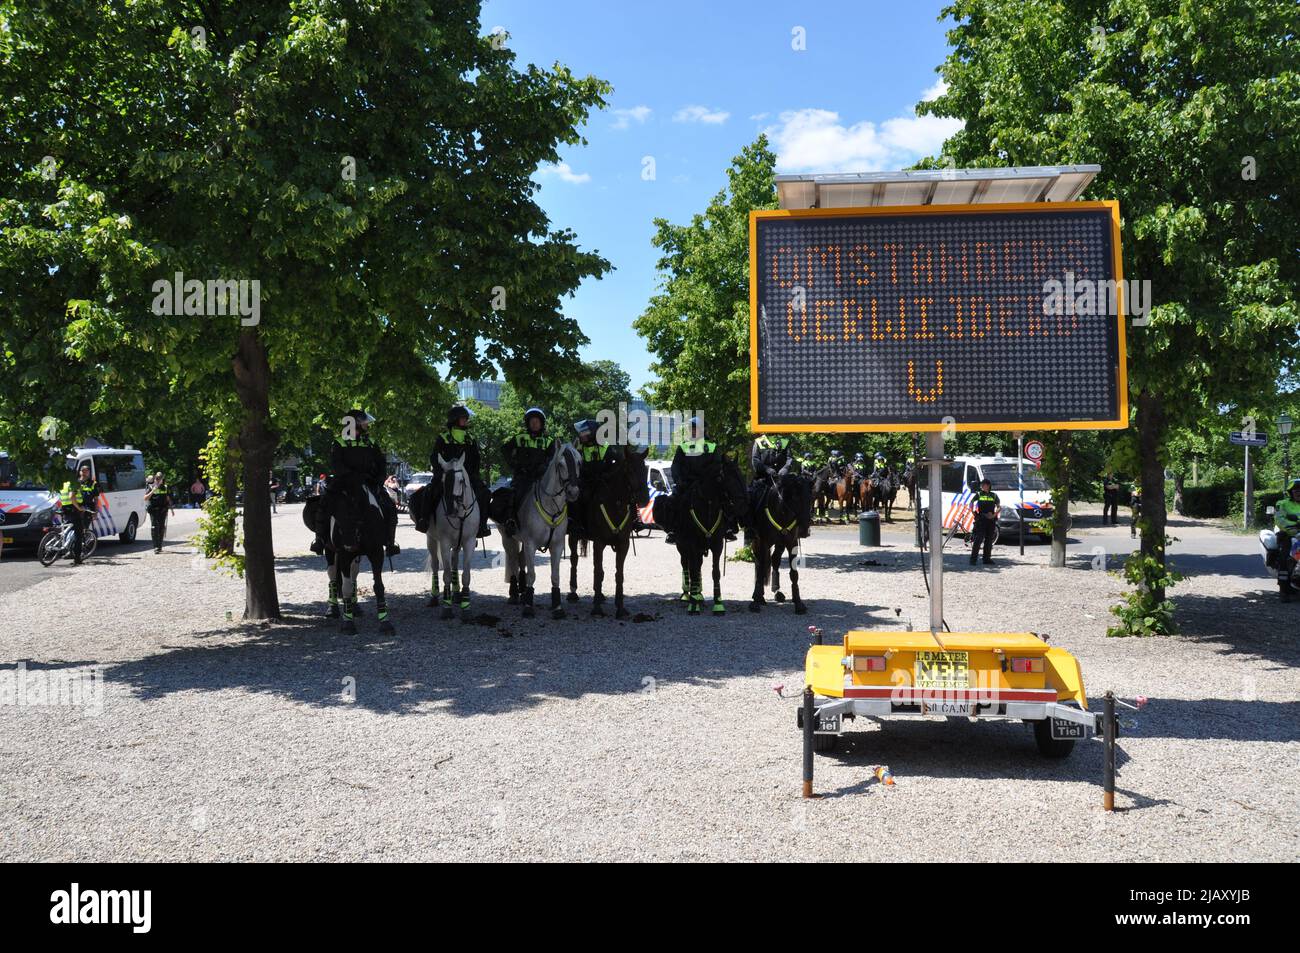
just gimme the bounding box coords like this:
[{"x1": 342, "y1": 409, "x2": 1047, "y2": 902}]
[
  {"x1": 1, "y1": 1, "x2": 610, "y2": 617},
  {"x1": 921, "y1": 0, "x2": 1299, "y2": 628},
  {"x1": 635, "y1": 137, "x2": 778, "y2": 454}
]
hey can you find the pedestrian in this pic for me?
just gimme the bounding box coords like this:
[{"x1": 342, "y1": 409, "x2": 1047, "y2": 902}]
[
  {"x1": 1102, "y1": 471, "x2": 1120, "y2": 525},
  {"x1": 269, "y1": 474, "x2": 280, "y2": 513},
  {"x1": 145, "y1": 472, "x2": 175, "y2": 553},
  {"x1": 190, "y1": 477, "x2": 206, "y2": 507},
  {"x1": 1130, "y1": 486, "x2": 1142, "y2": 539},
  {"x1": 970, "y1": 478, "x2": 1000, "y2": 566}
]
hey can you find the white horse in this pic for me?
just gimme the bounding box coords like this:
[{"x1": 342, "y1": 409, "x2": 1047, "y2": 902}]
[
  {"x1": 500, "y1": 442, "x2": 581, "y2": 619},
  {"x1": 425, "y1": 454, "x2": 482, "y2": 621}
]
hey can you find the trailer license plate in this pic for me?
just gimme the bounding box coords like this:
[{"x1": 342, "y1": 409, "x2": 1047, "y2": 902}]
[
  {"x1": 915, "y1": 651, "x2": 969, "y2": 689},
  {"x1": 816, "y1": 713, "x2": 841, "y2": 734},
  {"x1": 1050, "y1": 719, "x2": 1086, "y2": 740},
  {"x1": 924, "y1": 700, "x2": 972, "y2": 716}
]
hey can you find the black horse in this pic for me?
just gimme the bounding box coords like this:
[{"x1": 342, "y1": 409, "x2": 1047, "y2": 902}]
[
  {"x1": 748, "y1": 471, "x2": 807, "y2": 614},
  {"x1": 662, "y1": 461, "x2": 746, "y2": 615},
  {"x1": 307, "y1": 483, "x2": 393, "y2": 635},
  {"x1": 566, "y1": 447, "x2": 650, "y2": 619}
]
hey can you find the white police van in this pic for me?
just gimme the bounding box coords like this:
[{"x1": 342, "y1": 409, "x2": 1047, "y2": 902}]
[
  {"x1": 642, "y1": 459, "x2": 675, "y2": 527},
  {"x1": 917, "y1": 454, "x2": 1055, "y2": 541},
  {"x1": 0, "y1": 447, "x2": 147, "y2": 547}
]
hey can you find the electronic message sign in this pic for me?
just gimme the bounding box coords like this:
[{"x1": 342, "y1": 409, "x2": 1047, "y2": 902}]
[{"x1": 749, "y1": 202, "x2": 1128, "y2": 432}]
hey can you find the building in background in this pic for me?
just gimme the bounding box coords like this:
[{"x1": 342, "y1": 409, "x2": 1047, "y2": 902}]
[{"x1": 457, "y1": 380, "x2": 503, "y2": 409}]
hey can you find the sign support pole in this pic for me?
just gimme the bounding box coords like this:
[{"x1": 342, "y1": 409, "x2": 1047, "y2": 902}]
[
  {"x1": 1244, "y1": 445, "x2": 1252, "y2": 530},
  {"x1": 927, "y1": 431, "x2": 944, "y2": 636}
]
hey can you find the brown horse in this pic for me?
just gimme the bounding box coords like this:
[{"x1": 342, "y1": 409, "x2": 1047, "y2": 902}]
[
  {"x1": 831, "y1": 465, "x2": 859, "y2": 522},
  {"x1": 858, "y1": 475, "x2": 877, "y2": 514}
]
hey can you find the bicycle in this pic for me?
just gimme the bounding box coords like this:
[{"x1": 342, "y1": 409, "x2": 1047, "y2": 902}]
[{"x1": 37, "y1": 514, "x2": 98, "y2": 566}]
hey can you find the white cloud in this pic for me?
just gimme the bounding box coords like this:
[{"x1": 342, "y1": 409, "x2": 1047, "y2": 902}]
[
  {"x1": 919, "y1": 78, "x2": 948, "y2": 103},
  {"x1": 750, "y1": 112, "x2": 770, "y2": 122},
  {"x1": 611, "y1": 105, "x2": 652, "y2": 130},
  {"x1": 537, "y1": 161, "x2": 591, "y2": 184},
  {"x1": 764, "y1": 84, "x2": 963, "y2": 173},
  {"x1": 673, "y1": 105, "x2": 730, "y2": 125}
]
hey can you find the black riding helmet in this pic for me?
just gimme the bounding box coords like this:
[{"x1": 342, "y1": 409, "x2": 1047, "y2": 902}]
[
  {"x1": 524, "y1": 407, "x2": 547, "y2": 429},
  {"x1": 344, "y1": 408, "x2": 374, "y2": 430},
  {"x1": 447, "y1": 404, "x2": 473, "y2": 427},
  {"x1": 574, "y1": 418, "x2": 597, "y2": 438}
]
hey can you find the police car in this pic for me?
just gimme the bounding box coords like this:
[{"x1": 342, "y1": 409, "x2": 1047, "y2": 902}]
[
  {"x1": 917, "y1": 454, "x2": 1055, "y2": 542},
  {"x1": 0, "y1": 447, "x2": 147, "y2": 547}
]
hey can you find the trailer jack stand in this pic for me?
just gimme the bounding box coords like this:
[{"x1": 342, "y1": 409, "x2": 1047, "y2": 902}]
[{"x1": 1103, "y1": 691, "x2": 1117, "y2": 812}]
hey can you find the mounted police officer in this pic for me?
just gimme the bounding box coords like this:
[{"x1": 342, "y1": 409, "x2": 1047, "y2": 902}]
[
  {"x1": 828, "y1": 450, "x2": 846, "y2": 478},
  {"x1": 429, "y1": 404, "x2": 491, "y2": 537},
  {"x1": 669, "y1": 417, "x2": 739, "y2": 542},
  {"x1": 750, "y1": 433, "x2": 810, "y2": 538},
  {"x1": 312, "y1": 409, "x2": 400, "y2": 557},
  {"x1": 60, "y1": 463, "x2": 100, "y2": 565},
  {"x1": 145, "y1": 472, "x2": 174, "y2": 553},
  {"x1": 970, "y1": 477, "x2": 1000, "y2": 565},
  {"x1": 501, "y1": 407, "x2": 559, "y2": 536},
  {"x1": 570, "y1": 418, "x2": 619, "y2": 538}
]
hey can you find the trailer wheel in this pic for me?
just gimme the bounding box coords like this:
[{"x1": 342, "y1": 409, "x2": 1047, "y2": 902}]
[
  {"x1": 1032, "y1": 718, "x2": 1076, "y2": 758},
  {"x1": 813, "y1": 734, "x2": 838, "y2": 753}
]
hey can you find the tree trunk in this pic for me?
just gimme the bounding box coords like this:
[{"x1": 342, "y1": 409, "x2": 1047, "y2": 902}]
[
  {"x1": 233, "y1": 327, "x2": 280, "y2": 620},
  {"x1": 1136, "y1": 389, "x2": 1168, "y2": 600},
  {"x1": 1049, "y1": 431, "x2": 1071, "y2": 568}
]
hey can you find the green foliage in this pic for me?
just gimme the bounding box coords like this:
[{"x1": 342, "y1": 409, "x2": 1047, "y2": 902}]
[
  {"x1": 1182, "y1": 483, "x2": 1239, "y2": 519},
  {"x1": 635, "y1": 137, "x2": 778, "y2": 453},
  {"x1": 194, "y1": 423, "x2": 243, "y2": 576},
  {"x1": 730, "y1": 544, "x2": 755, "y2": 563},
  {"x1": 0, "y1": 1, "x2": 613, "y2": 615},
  {"x1": 1107, "y1": 543, "x2": 1184, "y2": 637}
]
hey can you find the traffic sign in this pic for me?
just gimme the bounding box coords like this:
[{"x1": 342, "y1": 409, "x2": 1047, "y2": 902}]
[
  {"x1": 1229, "y1": 431, "x2": 1268, "y2": 448},
  {"x1": 749, "y1": 202, "x2": 1128, "y2": 432},
  {"x1": 1024, "y1": 439, "x2": 1045, "y2": 465}
]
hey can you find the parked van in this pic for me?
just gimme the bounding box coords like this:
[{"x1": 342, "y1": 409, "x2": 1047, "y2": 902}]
[
  {"x1": 917, "y1": 454, "x2": 1055, "y2": 540},
  {"x1": 642, "y1": 459, "x2": 675, "y2": 527},
  {"x1": 0, "y1": 447, "x2": 147, "y2": 547}
]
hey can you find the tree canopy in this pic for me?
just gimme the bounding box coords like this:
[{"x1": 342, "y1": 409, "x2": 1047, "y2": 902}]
[{"x1": 1, "y1": 1, "x2": 611, "y2": 616}]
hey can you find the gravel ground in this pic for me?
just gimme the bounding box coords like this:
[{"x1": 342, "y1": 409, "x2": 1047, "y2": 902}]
[{"x1": 1, "y1": 503, "x2": 1296, "y2": 862}]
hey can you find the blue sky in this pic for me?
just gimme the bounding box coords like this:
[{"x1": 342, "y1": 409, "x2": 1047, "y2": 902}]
[{"x1": 479, "y1": 0, "x2": 962, "y2": 394}]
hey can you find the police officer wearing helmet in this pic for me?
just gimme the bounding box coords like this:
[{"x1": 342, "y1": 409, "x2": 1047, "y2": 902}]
[
  {"x1": 970, "y1": 477, "x2": 1000, "y2": 565},
  {"x1": 428, "y1": 404, "x2": 491, "y2": 537},
  {"x1": 750, "y1": 432, "x2": 810, "y2": 538},
  {"x1": 501, "y1": 407, "x2": 559, "y2": 535},
  {"x1": 828, "y1": 450, "x2": 846, "y2": 478},
  {"x1": 313, "y1": 409, "x2": 400, "y2": 556},
  {"x1": 669, "y1": 417, "x2": 739, "y2": 542},
  {"x1": 570, "y1": 418, "x2": 618, "y2": 538},
  {"x1": 1274, "y1": 478, "x2": 1300, "y2": 602}
]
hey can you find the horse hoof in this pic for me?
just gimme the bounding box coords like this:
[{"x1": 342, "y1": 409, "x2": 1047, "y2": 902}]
[
  {"x1": 774, "y1": 591, "x2": 786, "y2": 603},
  {"x1": 426, "y1": 598, "x2": 438, "y2": 609},
  {"x1": 508, "y1": 594, "x2": 519, "y2": 606},
  {"x1": 379, "y1": 621, "x2": 395, "y2": 635},
  {"x1": 794, "y1": 603, "x2": 808, "y2": 615},
  {"x1": 326, "y1": 606, "x2": 339, "y2": 619},
  {"x1": 711, "y1": 602, "x2": 726, "y2": 615},
  {"x1": 591, "y1": 606, "x2": 605, "y2": 618},
  {"x1": 615, "y1": 607, "x2": 630, "y2": 620},
  {"x1": 341, "y1": 620, "x2": 357, "y2": 635},
  {"x1": 551, "y1": 608, "x2": 565, "y2": 620},
  {"x1": 522, "y1": 606, "x2": 535, "y2": 618},
  {"x1": 566, "y1": 592, "x2": 579, "y2": 603},
  {"x1": 748, "y1": 601, "x2": 761, "y2": 613},
  {"x1": 440, "y1": 607, "x2": 453, "y2": 620}
]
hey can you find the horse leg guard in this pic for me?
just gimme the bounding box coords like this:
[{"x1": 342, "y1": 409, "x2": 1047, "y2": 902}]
[
  {"x1": 327, "y1": 580, "x2": 340, "y2": 618},
  {"x1": 508, "y1": 574, "x2": 520, "y2": 605}
]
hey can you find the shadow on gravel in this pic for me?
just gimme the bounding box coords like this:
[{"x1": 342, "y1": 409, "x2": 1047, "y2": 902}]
[
  {"x1": 1170, "y1": 592, "x2": 1300, "y2": 669},
  {"x1": 100, "y1": 587, "x2": 896, "y2": 718},
  {"x1": 818, "y1": 719, "x2": 1138, "y2": 792}
]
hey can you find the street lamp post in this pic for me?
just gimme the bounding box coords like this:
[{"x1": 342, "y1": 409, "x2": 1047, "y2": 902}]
[{"x1": 1279, "y1": 414, "x2": 1293, "y2": 487}]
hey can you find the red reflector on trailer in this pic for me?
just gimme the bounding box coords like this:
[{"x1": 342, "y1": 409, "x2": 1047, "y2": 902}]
[
  {"x1": 852, "y1": 656, "x2": 887, "y2": 672},
  {"x1": 1011, "y1": 657, "x2": 1044, "y2": 673}
]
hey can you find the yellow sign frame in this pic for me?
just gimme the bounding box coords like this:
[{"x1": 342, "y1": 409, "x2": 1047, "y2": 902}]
[{"x1": 747, "y1": 200, "x2": 1128, "y2": 433}]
